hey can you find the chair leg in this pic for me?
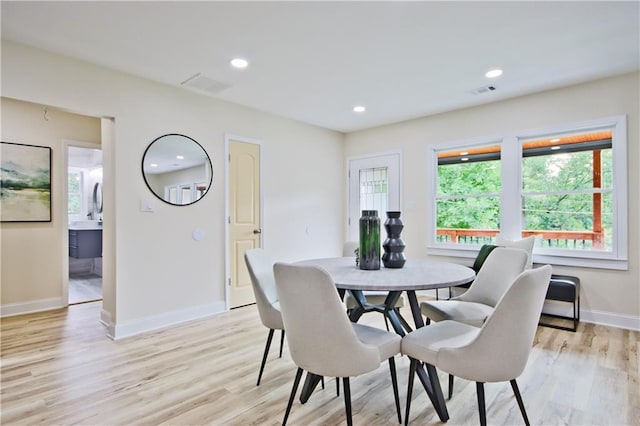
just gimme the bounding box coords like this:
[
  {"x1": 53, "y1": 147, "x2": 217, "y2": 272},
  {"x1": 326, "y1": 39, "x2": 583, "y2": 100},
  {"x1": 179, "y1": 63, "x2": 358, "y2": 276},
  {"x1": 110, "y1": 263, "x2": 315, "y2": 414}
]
[
  {"x1": 388, "y1": 357, "x2": 402, "y2": 423},
  {"x1": 257, "y1": 329, "x2": 275, "y2": 386},
  {"x1": 476, "y1": 382, "x2": 487, "y2": 426},
  {"x1": 448, "y1": 374, "x2": 454, "y2": 399},
  {"x1": 384, "y1": 315, "x2": 390, "y2": 331},
  {"x1": 283, "y1": 368, "x2": 303, "y2": 426},
  {"x1": 343, "y1": 377, "x2": 352, "y2": 426},
  {"x1": 336, "y1": 377, "x2": 340, "y2": 397},
  {"x1": 279, "y1": 329, "x2": 285, "y2": 358},
  {"x1": 510, "y1": 379, "x2": 530, "y2": 426}
]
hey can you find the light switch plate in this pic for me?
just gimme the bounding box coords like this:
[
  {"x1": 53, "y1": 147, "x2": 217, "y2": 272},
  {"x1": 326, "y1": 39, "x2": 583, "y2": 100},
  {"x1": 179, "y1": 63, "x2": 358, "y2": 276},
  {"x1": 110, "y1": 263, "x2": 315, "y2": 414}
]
[{"x1": 140, "y1": 199, "x2": 155, "y2": 212}]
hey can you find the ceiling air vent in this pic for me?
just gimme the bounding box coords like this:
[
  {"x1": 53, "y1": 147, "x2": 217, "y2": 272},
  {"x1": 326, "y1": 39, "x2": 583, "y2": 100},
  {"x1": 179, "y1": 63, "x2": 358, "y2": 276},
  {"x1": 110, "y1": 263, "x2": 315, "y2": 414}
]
[
  {"x1": 471, "y1": 85, "x2": 496, "y2": 95},
  {"x1": 180, "y1": 73, "x2": 231, "y2": 95}
]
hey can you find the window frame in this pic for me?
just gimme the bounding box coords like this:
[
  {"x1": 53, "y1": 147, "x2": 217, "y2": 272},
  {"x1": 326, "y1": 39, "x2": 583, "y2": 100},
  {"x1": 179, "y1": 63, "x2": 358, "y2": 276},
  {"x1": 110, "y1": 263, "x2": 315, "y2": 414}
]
[
  {"x1": 67, "y1": 167, "x2": 85, "y2": 222},
  {"x1": 427, "y1": 115, "x2": 628, "y2": 270}
]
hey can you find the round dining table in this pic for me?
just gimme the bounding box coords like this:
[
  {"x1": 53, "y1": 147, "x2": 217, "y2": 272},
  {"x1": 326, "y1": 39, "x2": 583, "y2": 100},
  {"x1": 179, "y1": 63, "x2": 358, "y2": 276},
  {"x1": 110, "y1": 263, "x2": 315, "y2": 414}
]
[
  {"x1": 296, "y1": 256, "x2": 475, "y2": 334},
  {"x1": 294, "y1": 256, "x2": 475, "y2": 422}
]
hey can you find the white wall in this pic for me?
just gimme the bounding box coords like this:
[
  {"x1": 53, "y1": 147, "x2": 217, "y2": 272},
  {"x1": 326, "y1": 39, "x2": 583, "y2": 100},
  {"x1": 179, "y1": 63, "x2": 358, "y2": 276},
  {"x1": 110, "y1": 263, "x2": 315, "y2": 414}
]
[
  {"x1": 1, "y1": 41, "x2": 344, "y2": 337},
  {"x1": 4, "y1": 39, "x2": 637, "y2": 333},
  {"x1": 345, "y1": 72, "x2": 640, "y2": 329},
  {"x1": 1, "y1": 98, "x2": 101, "y2": 312}
]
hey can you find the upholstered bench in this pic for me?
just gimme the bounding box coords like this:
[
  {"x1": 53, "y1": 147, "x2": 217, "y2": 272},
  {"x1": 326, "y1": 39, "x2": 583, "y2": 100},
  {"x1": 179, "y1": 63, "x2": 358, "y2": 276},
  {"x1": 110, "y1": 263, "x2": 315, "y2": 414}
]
[{"x1": 539, "y1": 274, "x2": 580, "y2": 332}]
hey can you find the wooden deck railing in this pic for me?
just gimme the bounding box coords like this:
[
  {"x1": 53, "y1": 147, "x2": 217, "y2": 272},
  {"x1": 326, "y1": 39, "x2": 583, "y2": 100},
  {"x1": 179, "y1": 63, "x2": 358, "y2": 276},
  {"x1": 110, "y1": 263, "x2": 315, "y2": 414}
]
[{"x1": 437, "y1": 228, "x2": 604, "y2": 249}]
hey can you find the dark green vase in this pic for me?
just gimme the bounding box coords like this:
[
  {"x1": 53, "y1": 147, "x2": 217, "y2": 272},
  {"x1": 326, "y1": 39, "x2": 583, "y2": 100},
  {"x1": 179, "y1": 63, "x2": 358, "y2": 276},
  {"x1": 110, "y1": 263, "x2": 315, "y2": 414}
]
[{"x1": 359, "y1": 210, "x2": 380, "y2": 270}]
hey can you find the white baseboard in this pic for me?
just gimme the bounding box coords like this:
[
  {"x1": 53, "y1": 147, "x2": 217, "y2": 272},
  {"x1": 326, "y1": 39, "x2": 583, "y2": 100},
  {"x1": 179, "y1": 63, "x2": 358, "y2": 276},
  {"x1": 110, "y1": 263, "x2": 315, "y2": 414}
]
[
  {"x1": 579, "y1": 309, "x2": 640, "y2": 331},
  {"x1": 0, "y1": 297, "x2": 65, "y2": 317},
  {"x1": 417, "y1": 293, "x2": 639, "y2": 332},
  {"x1": 542, "y1": 300, "x2": 639, "y2": 331},
  {"x1": 107, "y1": 302, "x2": 227, "y2": 340},
  {"x1": 4, "y1": 295, "x2": 637, "y2": 334},
  {"x1": 100, "y1": 308, "x2": 112, "y2": 332}
]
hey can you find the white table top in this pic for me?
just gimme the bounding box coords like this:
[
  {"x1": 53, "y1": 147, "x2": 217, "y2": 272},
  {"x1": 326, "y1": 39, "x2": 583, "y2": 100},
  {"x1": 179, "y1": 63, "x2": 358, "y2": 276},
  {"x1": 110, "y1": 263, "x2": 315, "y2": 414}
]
[{"x1": 296, "y1": 257, "x2": 475, "y2": 291}]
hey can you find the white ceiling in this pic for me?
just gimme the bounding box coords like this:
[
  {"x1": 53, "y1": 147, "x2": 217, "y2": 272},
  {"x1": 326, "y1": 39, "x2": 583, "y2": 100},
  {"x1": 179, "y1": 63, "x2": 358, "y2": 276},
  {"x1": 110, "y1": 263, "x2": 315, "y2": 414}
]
[{"x1": 2, "y1": 1, "x2": 638, "y2": 133}]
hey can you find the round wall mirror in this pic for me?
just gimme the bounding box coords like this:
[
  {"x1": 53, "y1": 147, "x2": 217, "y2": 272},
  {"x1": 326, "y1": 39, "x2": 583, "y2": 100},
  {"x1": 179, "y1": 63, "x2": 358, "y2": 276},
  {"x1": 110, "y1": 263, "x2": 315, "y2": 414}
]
[
  {"x1": 141, "y1": 134, "x2": 213, "y2": 206},
  {"x1": 93, "y1": 182, "x2": 103, "y2": 213}
]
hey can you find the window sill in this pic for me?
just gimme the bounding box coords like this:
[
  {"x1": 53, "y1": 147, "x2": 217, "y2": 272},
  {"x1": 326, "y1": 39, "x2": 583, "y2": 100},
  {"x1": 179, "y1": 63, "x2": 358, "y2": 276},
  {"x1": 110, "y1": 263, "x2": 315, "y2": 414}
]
[{"x1": 427, "y1": 246, "x2": 628, "y2": 271}]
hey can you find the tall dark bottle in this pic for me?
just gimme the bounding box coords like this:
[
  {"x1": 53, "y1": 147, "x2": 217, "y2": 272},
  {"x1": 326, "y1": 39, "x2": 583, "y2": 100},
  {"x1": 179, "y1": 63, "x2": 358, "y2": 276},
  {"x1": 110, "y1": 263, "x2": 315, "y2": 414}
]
[
  {"x1": 382, "y1": 211, "x2": 406, "y2": 268},
  {"x1": 359, "y1": 210, "x2": 380, "y2": 270}
]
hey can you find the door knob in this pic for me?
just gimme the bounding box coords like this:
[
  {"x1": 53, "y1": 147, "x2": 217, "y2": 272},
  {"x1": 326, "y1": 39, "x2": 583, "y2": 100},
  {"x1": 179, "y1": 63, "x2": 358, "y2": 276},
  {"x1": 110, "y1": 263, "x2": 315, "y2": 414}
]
[{"x1": 253, "y1": 228, "x2": 262, "y2": 234}]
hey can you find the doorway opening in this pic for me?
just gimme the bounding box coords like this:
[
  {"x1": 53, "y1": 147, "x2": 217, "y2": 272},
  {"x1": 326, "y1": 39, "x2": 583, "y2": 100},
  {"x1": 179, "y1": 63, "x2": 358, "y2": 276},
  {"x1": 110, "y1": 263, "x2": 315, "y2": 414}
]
[{"x1": 67, "y1": 145, "x2": 103, "y2": 304}]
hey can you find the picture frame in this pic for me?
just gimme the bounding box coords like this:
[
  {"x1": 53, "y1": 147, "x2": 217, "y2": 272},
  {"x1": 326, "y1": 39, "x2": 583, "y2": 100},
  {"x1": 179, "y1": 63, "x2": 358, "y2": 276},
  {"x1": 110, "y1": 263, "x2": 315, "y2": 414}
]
[{"x1": 1, "y1": 141, "x2": 52, "y2": 222}]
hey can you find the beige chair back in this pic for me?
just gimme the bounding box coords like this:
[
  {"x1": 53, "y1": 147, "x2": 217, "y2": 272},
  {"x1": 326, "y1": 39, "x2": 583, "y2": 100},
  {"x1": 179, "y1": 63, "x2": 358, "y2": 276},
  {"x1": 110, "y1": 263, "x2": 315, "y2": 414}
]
[
  {"x1": 273, "y1": 263, "x2": 380, "y2": 377},
  {"x1": 244, "y1": 248, "x2": 283, "y2": 331},
  {"x1": 439, "y1": 265, "x2": 553, "y2": 382},
  {"x1": 457, "y1": 247, "x2": 528, "y2": 307}
]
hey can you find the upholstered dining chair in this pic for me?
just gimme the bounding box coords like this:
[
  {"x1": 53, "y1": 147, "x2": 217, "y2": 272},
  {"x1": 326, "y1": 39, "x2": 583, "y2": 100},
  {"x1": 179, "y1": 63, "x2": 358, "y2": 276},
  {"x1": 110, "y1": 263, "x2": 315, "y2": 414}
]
[
  {"x1": 342, "y1": 241, "x2": 406, "y2": 330},
  {"x1": 420, "y1": 247, "x2": 528, "y2": 398},
  {"x1": 449, "y1": 236, "x2": 536, "y2": 299},
  {"x1": 420, "y1": 247, "x2": 528, "y2": 327},
  {"x1": 244, "y1": 248, "x2": 285, "y2": 386},
  {"x1": 273, "y1": 262, "x2": 402, "y2": 426},
  {"x1": 402, "y1": 265, "x2": 552, "y2": 426}
]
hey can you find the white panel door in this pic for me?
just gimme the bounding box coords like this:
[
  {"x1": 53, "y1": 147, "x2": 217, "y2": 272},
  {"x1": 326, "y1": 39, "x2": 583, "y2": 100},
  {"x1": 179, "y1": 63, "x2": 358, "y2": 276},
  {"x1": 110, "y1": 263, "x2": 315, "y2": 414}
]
[
  {"x1": 348, "y1": 153, "x2": 401, "y2": 241},
  {"x1": 228, "y1": 139, "x2": 261, "y2": 308}
]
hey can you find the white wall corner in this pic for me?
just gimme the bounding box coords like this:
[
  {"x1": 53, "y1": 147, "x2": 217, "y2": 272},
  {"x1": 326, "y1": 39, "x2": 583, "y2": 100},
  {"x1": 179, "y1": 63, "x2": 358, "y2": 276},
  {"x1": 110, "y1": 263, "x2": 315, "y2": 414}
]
[
  {"x1": 110, "y1": 302, "x2": 226, "y2": 340},
  {"x1": 0, "y1": 297, "x2": 65, "y2": 318}
]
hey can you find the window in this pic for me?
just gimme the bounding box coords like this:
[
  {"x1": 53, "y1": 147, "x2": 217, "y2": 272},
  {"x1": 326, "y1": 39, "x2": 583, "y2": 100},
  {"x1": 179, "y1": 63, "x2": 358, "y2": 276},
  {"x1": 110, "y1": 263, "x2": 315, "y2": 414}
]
[
  {"x1": 360, "y1": 167, "x2": 389, "y2": 215},
  {"x1": 164, "y1": 182, "x2": 206, "y2": 204},
  {"x1": 428, "y1": 116, "x2": 627, "y2": 269},
  {"x1": 348, "y1": 153, "x2": 401, "y2": 241},
  {"x1": 520, "y1": 130, "x2": 612, "y2": 251},
  {"x1": 68, "y1": 169, "x2": 83, "y2": 219},
  {"x1": 436, "y1": 143, "x2": 502, "y2": 244}
]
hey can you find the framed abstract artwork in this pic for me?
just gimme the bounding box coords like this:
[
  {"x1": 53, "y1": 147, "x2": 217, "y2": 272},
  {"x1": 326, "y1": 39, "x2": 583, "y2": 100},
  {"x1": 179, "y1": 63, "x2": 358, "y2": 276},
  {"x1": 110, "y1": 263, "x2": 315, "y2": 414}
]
[{"x1": 1, "y1": 142, "x2": 52, "y2": 222}]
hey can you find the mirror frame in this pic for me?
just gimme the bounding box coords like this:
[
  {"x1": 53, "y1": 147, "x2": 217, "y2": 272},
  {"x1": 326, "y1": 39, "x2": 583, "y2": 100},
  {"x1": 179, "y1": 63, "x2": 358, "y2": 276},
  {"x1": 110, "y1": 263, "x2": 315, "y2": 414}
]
[
  {"x1": 93, "y1": 182, "x2": 103, "y2": 213},
  {"x1": 141, "y1": 133, "x2": 213, "y2": 206}
]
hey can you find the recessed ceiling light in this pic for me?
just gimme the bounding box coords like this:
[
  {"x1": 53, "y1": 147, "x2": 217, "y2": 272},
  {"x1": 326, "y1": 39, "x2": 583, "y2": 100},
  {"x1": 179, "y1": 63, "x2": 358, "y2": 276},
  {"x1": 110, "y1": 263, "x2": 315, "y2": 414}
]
[
  {"x1": 551, "y1": 146, "x2": 561, "y2": 150},
  {"x1": 461, "y1": 157, "x2": 469, "y2": 162},
  {"x1": 230, "y1": 58, "x2": 249, "y2": 69},
  {"x1": 485, "y1": 69, "x2": 503, "y2": 78},
  {"x1": 460, "y1": 151, "x2": 469, "y2": 155},
  {"x1": 176, "y1": 155, "x2": 184, "y2": 160},
  {"x1": 550, "y1": 138, "x2": 561, "y2": 143},
  {"x1": 353, "y1": 105, "x2": 366, "y2": 113},
  {"x1": 150, "y1": 163, "x2": 158, "y2": 168}
]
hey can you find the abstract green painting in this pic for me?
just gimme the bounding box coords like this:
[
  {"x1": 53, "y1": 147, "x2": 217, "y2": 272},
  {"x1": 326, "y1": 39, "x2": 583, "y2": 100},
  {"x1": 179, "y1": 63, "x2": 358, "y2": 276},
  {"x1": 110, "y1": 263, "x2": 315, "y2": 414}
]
[{"x1": 1, "y1": 142, "x2": 52, "y2": 222}]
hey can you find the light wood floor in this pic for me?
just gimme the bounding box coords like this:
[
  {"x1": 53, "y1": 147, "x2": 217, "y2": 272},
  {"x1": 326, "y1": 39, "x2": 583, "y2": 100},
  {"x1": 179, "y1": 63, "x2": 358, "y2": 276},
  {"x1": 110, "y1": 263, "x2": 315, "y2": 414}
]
[{"x1": 1, "y1": 301, "x2": 638, "y2": 425}]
